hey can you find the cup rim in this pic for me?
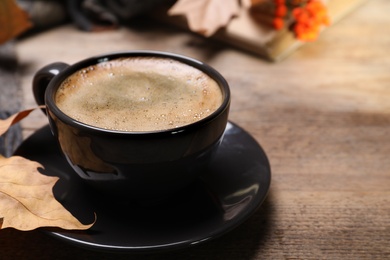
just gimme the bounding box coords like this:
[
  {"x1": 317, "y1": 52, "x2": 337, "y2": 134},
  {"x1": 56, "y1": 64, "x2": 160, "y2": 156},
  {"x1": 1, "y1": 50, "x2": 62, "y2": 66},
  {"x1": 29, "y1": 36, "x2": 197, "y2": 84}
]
[{"x1": 45, "y1": 50, "x2": 231, "y2": 136}]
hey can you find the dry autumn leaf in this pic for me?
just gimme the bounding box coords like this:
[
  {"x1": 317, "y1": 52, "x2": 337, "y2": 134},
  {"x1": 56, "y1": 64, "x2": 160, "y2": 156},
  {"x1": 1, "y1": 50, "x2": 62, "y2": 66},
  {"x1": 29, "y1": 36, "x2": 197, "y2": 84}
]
[
  {"x1": 241, "y1": 0, "x2": 254, "y2": 8},
  {"x1": 0, "y1": 155, "x2": 94, "y2": 231},
  {"x1": 0, "y1": 107, "x2": 95, "y2": 230},
  {"x1": 0, "y1": 107, "x2": 43, "y2": 136},
  {"x1": 0, "y1": 0, "x2": 32, "y2": 44},
  {"x1": 250, "y1": 0, "x2": 269, "y2": 6},
  {"x1": 168, "y1": 0, "x2": 240, "y2": 36}
]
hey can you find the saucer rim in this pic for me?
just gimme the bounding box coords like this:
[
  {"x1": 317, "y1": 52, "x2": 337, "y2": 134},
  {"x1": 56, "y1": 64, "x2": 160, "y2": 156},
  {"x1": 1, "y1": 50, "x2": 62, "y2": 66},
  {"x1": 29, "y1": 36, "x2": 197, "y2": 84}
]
[{"x1": 15, "y1": 121, "x2": 271, "y2": 253}]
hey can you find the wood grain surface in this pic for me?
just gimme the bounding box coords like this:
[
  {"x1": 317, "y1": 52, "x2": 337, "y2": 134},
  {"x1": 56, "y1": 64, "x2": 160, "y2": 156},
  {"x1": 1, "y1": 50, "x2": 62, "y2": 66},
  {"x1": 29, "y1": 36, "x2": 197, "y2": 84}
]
[{"x1": 1, "y1": 0, "x2": 389, "y2": 259}]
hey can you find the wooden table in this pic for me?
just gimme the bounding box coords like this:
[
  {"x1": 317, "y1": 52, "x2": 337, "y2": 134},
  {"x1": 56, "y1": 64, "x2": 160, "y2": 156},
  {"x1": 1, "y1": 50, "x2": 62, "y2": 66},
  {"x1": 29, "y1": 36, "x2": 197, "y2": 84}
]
[{"x1": 2, "y1": 0, "x2": 389, "y2": 258}]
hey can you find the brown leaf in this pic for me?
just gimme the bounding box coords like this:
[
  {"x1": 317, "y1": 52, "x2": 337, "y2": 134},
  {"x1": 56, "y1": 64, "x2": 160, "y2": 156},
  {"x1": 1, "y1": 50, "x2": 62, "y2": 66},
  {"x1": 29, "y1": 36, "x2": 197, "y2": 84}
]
[
  {"x1": 0, "y1": 0, "x2": 33, "y2": 44},
  {"x1": 168, "y1": 0, "x2": 240, "y2": 36},
  {"x1": 250, "y1": 0, "x2": 270, "y2": 6},
  {"x1": 0, "y1": 107, "x2": 44, "y2": 136},
  {"x1": 241, "y1": 0, "x2": 254, "y2": 8},
  {"x1": 0, "y1": 155, "x2": 95, "y2": 231}
]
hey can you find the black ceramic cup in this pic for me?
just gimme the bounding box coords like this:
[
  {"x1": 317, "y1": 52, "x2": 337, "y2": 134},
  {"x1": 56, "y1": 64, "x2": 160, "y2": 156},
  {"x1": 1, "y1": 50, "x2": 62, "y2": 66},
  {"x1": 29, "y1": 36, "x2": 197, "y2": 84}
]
[{"x1": 33, "y1": 51, "x2": 230, "y2": 200}]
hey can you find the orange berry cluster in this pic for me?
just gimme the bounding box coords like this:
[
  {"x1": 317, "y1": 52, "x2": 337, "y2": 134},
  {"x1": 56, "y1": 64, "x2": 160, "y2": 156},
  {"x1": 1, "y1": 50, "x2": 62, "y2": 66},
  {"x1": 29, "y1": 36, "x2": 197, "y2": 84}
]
[
  {"x1": 272, "y1": 0, "x2": 287, "y2": 30},
  {"x1": 292, "y1": 0, "x2": 331, "y2": 41},
  {"x1": 271, "y1": 0, "x2": 331, "y2": 42}
]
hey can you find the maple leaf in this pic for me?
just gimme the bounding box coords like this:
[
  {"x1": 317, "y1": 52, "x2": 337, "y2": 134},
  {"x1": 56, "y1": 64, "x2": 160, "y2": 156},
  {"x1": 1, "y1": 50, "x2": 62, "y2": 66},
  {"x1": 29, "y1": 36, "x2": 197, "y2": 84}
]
[
  {"x1": 168, "y1": 0, "x2": 240, "y2": 36},
  {"x1": 0, "y1": 0, "x2": 32, "y2": 44},
  {"x1": 241, "y1": 0, "x2": 254, "y2": 8},
  {"x1": 0, "y1": 108, "x2": 94, "y2": 231},
  {"x1": 0, "y1": 155, "x2": 94, "y2": 231}
]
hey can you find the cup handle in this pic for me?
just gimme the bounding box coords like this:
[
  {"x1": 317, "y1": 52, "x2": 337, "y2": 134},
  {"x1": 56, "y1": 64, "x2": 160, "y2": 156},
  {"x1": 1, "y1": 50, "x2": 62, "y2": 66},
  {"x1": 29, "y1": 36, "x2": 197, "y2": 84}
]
[{"x1": 32, "y1": 62, "x2": 69, "y2": 113}]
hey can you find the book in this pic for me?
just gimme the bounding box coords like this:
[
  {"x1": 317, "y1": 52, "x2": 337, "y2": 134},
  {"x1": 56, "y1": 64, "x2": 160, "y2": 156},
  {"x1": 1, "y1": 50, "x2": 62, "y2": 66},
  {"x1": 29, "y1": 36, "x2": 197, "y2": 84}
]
[{"x1": 156, "y1": 0, "x2": 369, "y2": 61}]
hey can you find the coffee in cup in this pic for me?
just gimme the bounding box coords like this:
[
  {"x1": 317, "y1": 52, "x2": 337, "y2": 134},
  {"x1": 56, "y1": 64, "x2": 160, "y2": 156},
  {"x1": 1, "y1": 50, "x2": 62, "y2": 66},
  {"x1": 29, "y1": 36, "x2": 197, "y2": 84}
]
[{"x1": 54, "y1": 57, "x2": 223, "y2": 132}]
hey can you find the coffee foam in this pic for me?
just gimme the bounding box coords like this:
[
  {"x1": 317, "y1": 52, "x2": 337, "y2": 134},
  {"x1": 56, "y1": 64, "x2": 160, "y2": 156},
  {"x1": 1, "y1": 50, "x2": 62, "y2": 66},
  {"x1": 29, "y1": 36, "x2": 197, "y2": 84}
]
[{"x1": 55, "y1": 57, "x2": 223, "y2": 132}]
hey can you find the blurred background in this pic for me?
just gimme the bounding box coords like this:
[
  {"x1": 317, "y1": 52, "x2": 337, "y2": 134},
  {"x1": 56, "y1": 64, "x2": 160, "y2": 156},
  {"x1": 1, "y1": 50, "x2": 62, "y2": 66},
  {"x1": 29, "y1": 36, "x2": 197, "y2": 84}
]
[{"x1": 1, "y1": 1, "x2": 390, "y2": 259}]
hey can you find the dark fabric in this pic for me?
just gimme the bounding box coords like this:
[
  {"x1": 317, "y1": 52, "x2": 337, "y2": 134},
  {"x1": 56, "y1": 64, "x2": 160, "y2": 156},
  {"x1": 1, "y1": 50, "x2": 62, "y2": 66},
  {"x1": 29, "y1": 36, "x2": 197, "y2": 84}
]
[
  {"x1": 0, "y1": 42, "x2": 23, "y2": 156},
  {"x1": 17, "y1": 0, "x2": 69, "y2": 33},
  {"x1": 66, "y1": 0, "x2": 175, "y2": 31},
  {"x1": 17, "y1": 0, "x2": 175, "y2": 33}
]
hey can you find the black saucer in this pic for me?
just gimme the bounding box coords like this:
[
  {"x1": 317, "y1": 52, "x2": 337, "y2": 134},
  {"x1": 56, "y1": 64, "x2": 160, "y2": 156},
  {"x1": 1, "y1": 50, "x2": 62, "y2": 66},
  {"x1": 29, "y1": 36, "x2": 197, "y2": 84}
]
[{"x1": 14, "y1": 122, "x2": 271, "y2": 253}]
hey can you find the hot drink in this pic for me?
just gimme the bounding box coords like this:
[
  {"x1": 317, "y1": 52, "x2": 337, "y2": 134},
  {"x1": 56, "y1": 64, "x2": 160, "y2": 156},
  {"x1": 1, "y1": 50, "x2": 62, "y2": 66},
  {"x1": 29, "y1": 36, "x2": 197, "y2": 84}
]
[{"x1": 55, "y1": 57, "x2": 223, "y2": 132}]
